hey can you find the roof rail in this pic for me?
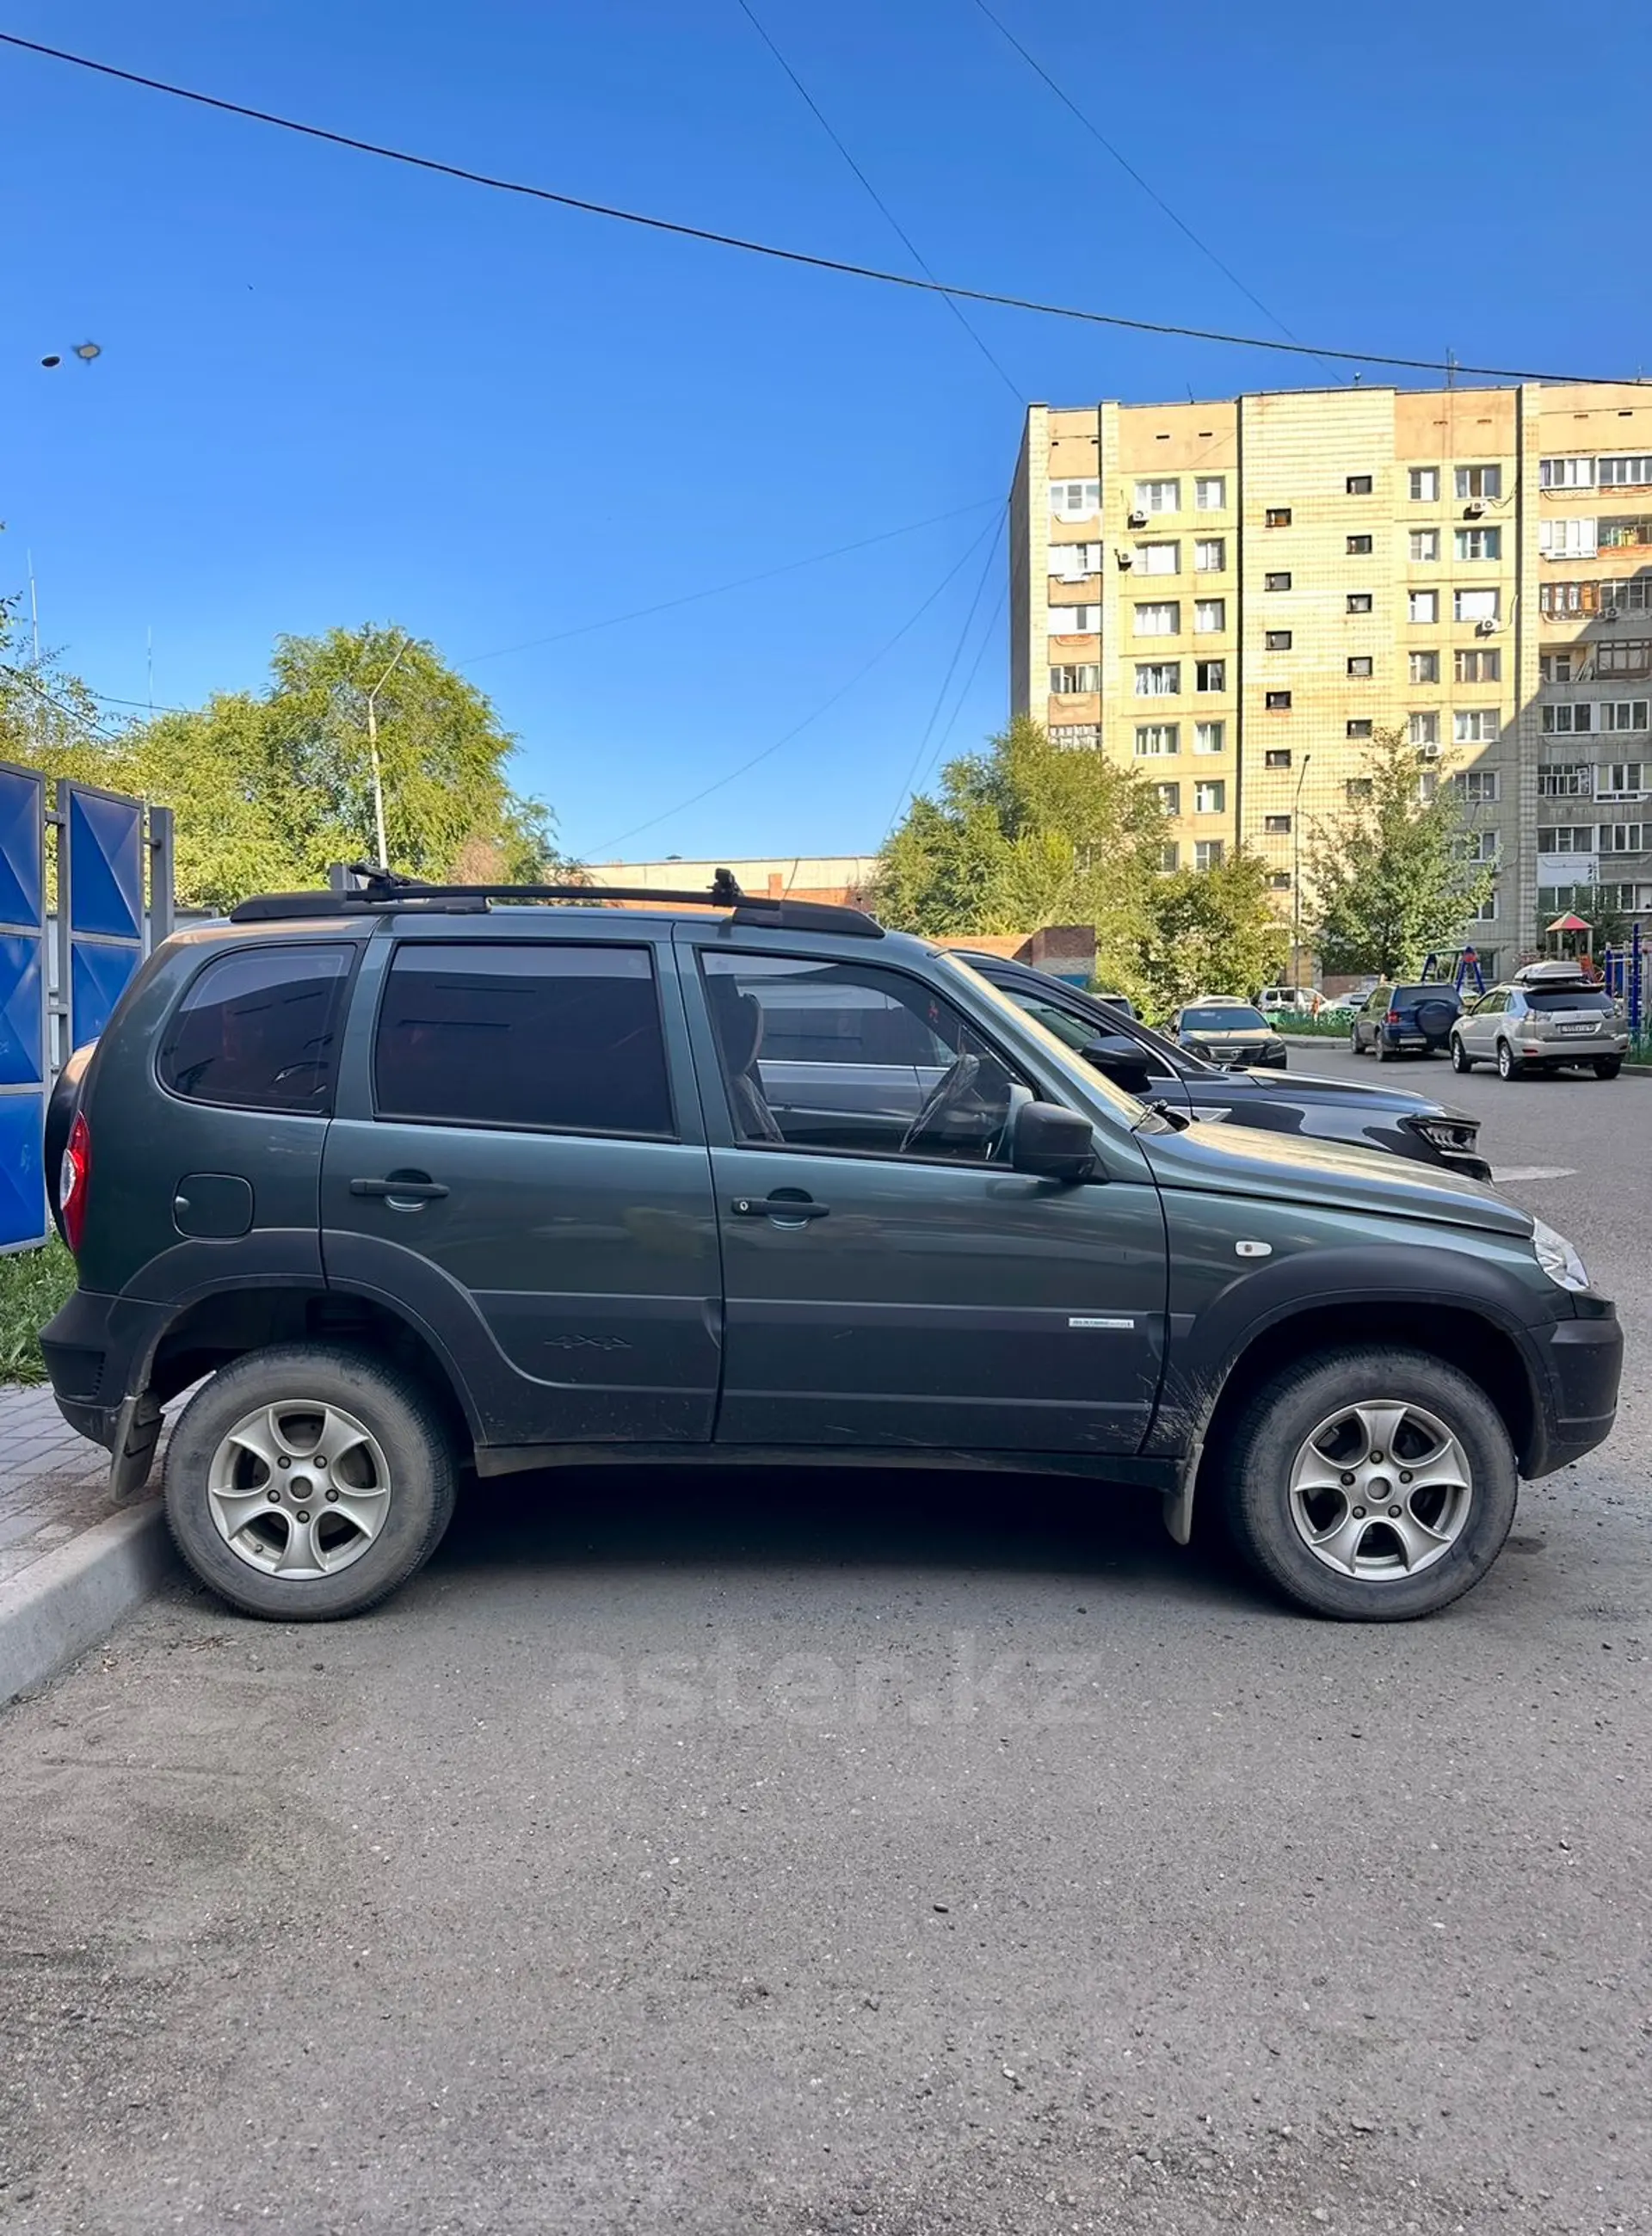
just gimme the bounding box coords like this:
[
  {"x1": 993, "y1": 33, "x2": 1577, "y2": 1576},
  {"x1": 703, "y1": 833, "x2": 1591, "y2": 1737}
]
[{"x1": 227, "y1": 864, "x2": 885, "y2": 938}]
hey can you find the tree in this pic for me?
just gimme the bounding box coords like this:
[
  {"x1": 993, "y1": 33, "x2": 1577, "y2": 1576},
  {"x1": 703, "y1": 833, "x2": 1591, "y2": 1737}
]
[
  {"x1": 1137, "y1": 849, "x2": 1290, "y2": 1010},
  {"x1": 1306, "y1": 728, "x2": 1494, "y2": 979},
  {"x1": 874, "y1": 717, "x2": 1168, "y2": 995}
]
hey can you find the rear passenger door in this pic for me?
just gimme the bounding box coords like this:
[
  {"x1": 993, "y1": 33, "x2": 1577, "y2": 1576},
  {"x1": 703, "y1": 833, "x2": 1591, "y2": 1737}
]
[{"x1": 320, "y1": 926, "x2": 721, "y2": 1450}]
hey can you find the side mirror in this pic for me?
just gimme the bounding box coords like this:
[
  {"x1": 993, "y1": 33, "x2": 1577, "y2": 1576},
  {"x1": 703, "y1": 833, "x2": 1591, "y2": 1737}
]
[
  {"x1": 1082, "y1": 1044, "x2": 1155, "y2": 1097},
  {"x1": 1012, "y1": 1100, "x2": 1098, "y2": 1184}
]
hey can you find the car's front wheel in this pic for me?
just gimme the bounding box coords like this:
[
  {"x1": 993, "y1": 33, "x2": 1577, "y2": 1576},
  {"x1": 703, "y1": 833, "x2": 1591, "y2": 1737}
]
[
  {"x1": 163, "y1": 1345, "x2": 459, "y2": 1620},
  {"x1": 1450, "y1": 1034, "x2": 1473, "y2": 1073},
  {"x1": 1349, "y1": 1027, "x2": 1362, "y2": 1055},
  {"x1": 1215, "y1": 1347, "x2": 1518, "y2": 1620},
  {"x1": 1496, "y1": 1039, "x2": 1520, "y2": 1081}
]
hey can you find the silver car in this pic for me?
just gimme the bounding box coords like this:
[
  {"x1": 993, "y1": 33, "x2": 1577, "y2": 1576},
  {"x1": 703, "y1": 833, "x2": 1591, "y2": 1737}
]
[{"x1": 1451, "y1": 966, "x2": 1628, "y2": 1081}]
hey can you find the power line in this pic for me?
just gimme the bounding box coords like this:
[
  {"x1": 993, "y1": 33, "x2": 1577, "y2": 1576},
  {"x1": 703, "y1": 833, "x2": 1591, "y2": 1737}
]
[
  {"x1": 2, "y1": 664, "x2": 128, "y2": 742},
  {"x1": 965, "y1": 0, "x2": 1341, "y2": 383},
  {"x1": 732, "y1": 0, "x2": 1021, "y2": 402},
  {"x1": 884, "y1": 514, "x2": 1002, "y2": 835},
  {"x1": 0, "y1": 30, "x2": 1634, "y2": 387},
  {"x1": 458, "y1": 496, "x2": 998, "y2": 668},
  {"x1": 907, "y1": 578, "x2": 1007, "y2": 805},
  {"x1": 587, "y1": 516, "x2": 1000, "y2": 858}
]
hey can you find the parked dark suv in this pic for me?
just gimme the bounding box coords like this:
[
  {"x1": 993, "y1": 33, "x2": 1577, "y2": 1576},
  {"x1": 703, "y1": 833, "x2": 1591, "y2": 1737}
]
[
  {"x1": 42, "y1": 872, "x2": 1620, "y2": 1625},
  {"x1": 1351, "y1": 982, "x2": 1464, "y2": 1061}
]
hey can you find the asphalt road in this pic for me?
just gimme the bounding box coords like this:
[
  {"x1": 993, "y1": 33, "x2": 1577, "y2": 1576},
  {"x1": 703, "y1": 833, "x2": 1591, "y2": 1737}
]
[{"x1": 2, "y1": 1050, "x2": 1647, "y2": 2236}]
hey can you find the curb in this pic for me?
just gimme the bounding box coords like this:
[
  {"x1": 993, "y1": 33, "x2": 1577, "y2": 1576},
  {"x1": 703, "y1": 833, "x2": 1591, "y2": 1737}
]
[{"x1": 0, "y1": 1498, "x2": 177, "y2": 1709}]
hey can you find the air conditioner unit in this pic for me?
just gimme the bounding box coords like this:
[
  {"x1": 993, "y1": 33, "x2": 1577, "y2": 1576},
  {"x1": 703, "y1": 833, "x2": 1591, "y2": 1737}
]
[
  {"x1": 1475, "y1": 617, "x2": 1500, "y2": 636},
  {"x1": 1464, "y1": 500, "x2": 1487, "y2": 518},
  {"x1": 1126, "y1": 509, "x2": 1149, "y2": 527},
  {"x1": 1115, "y1": 549, "x2": 1135, "y2": 568},
  {"x1": 1419, "y1": 742, "x2": 1444, "y2": 759}
]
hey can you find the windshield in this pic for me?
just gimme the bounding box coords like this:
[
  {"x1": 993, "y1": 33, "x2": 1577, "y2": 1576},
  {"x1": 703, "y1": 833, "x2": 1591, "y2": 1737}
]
[
  {"x1": 1182, "y1": 1005, "x2": 1268, "y2": 1032},
  {"x1": 937, "y1": 953, "x2": 1154, "y2": 1126},
  {"x1": 1525, "y1": 988, "x2": 1614, "y2": 1013}
]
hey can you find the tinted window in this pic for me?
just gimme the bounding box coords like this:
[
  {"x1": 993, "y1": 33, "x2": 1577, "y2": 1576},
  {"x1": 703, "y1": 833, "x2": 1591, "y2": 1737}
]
[
  {"x1": 1181, "y1": 1006, "x2": 1268, "y2": 1031},
  {"x1": 374, "y1": 943, "x2": 673, "y2": 1136},
  {"x1": 1394, "y1": 984, "x2": 1459, "y2": 1007},
  {"x1": 159, "y1": 944, "x2": 354, "y2": 1112},
  {"x1": 1525, "y1": 988, "x2": 1614, "y2": 1013}
]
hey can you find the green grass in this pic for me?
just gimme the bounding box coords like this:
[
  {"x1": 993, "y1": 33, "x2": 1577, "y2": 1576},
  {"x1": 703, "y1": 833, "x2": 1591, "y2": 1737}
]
[{"x1": 0, "y1": 1237, "x2": 77, "y2": 1386}]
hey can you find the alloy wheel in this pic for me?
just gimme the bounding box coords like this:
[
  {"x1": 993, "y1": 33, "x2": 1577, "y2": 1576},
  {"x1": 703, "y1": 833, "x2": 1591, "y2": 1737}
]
[
  {"x1": 206, "y1": 1400, "x2": 393, "y2": 1579},
  {"x1": 1286, "y1": 1397, "x2": 1474, "y2": 1582}
]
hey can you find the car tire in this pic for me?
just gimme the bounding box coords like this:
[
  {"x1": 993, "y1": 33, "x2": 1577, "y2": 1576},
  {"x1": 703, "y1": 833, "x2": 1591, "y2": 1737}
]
[
  {"x1": 1495, "y1": 1040, "x2": 1520, "y2": 1081},
  {"x1": 1349, "y1": 1028, "x2": 1363, "y2": 1056},
  {"x1": 1450, "y1": 1034, "x2": 1473, "y2": 1073},
  {"x1": 1214, "y1": 1345, "x2": 1519, "y2": 1621},
  {"x1": 163, "y1": 1345, "x2": 459, "y2": 1622},
  {"x1": 1594, "y1": 1058, "x2": 1623, "y2": 1080},
  {"x1": 1376, "y1": 1039, "x2": 1394, "y2": 1063}
]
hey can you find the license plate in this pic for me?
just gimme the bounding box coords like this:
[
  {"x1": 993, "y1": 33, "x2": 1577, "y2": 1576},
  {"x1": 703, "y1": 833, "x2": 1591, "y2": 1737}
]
[{"x1": 1556, "y1": 1024, "x2": 1593, "y2": 1036}]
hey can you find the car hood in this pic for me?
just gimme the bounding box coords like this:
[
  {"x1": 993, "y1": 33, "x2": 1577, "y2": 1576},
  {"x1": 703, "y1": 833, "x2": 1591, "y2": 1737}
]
[
  {"x1": 1140, "y1": 1112, "x2": 1531, "y2": 1236},
  {"x1": 1221, "y1": 1065, "x2": 1471, "y2": 1120}
]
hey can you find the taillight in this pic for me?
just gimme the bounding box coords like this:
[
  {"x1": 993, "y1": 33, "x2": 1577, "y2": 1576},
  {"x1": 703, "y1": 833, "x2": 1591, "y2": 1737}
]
[
  {"x1": 60, "y1": 1109, "x2": 90, "y2": 1255},
  {"x1": 1386, "y1": 1008, "x2": 1402, "y2": 1024}
]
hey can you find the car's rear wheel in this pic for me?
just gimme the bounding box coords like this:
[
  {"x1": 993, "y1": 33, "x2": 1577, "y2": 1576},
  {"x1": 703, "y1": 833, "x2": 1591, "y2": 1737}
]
[
  {"x1": 1594, "y1": 1057, "x2": 1623, "y2": 1081},
  {"x1": 1216, "y1": 1347, "x2": 1517, "y2": 1620},
  {"x1": 1375, "y1": 1038, "x2": 1394, "y2": 1063},
  {"x1": 163, "y1": 1346, "x2": 458, "y2": 1620},
  {"x1": 1496, "y1": 1039, "x2": 1520, "y2": 1081},
  {"x1": 1449, "y1": 1034, "x2": 1473, "y2": 1073}
]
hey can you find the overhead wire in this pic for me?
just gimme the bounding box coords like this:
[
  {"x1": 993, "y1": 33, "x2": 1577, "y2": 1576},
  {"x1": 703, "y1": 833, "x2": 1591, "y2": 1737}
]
[
  {"x1": 0, "y1": 31, "x2": 1637, "y2": 386},
  {"x1": 731, "y1": 0, "x2": 1021, "y2": 402},
  {"x1": 586, "y1": 514, "x2": 1001, "y2": 858},
  {"x1": 884, "y1": 512, "x2": 1003, "y2": 835},
  {"x1": 965, "y1": 0, "x2": 1342, "y2": 384},
  {"x1": 2, "y1": 664, "x2": 129, "y2": 743},
  {"x1": 907, "y1": 578, "x2": 1008, "y2": 807}
]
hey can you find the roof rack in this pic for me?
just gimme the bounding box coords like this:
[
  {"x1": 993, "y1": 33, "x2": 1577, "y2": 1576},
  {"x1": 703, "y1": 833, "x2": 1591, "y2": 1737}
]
[{"x1": 227, "y1": 864, "x2": 885, "y2": 938}]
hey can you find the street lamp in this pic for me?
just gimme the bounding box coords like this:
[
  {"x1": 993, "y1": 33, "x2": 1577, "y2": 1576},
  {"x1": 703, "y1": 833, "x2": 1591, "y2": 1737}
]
[
  {"x1": 362, "y1": 638, "x2": 413, "y2": 871},
  {"x1": 1291, "y1": 751, "x2": 1313, "y2": 989}
]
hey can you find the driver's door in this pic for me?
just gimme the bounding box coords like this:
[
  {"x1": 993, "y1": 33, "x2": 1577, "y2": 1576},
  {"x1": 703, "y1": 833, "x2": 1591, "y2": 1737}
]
[{"x1": 678, "y1": 937, "x2": 1168, "y2": 1455}]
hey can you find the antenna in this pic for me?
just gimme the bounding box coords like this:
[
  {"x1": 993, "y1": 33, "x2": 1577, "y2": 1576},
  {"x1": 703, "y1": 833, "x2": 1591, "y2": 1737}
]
[
  {"x1": 1446, "y1": 348, "x2": 1458, "y2": 390},
  {"x1": 25, "y1": 551, "x2": 40, "y2": 664},
  {"x1": 146, "y1": 627, "x2": 154, "y2": 716}
]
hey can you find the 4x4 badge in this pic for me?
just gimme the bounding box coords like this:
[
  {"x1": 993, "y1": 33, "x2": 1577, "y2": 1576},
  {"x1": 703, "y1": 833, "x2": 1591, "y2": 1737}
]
[{"x1": 1068, "y1": 1316, "x2": 1136, "y2": 1330}]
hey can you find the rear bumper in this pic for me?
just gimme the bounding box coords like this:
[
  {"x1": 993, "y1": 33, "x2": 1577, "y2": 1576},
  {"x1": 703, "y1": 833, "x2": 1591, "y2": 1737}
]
[
  {"x1": 1522, "y1": 1303, "x2": 1623, "y2": 1478},
  {"x1": 40, "y1": 1287, "x2": 148, "y2": 1452}
]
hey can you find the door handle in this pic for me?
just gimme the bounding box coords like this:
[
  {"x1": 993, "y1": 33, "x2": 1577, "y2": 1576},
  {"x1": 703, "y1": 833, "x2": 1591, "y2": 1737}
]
[
  {"x1": 730, "y1": 1193, "x2": 829, "y2": 1221},
  {"x1": 350, "y1": 1175, "x2": 449, "y2": 1203}
]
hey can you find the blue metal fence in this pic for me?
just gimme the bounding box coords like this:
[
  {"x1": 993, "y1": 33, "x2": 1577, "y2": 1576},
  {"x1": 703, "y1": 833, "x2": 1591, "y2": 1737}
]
[{"x1": 0, "y1": 766, "x2": 48, "y2": 1256}]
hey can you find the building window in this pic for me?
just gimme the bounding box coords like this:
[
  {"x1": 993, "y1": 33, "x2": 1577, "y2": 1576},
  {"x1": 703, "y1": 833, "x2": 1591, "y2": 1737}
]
[
  {"x1": 1409, "y1": 529, "x2": 1440, "y2": 562},
  {"x1": 1049, "y1": 603, "x2": 1101, "y2": 634},
  {"x1": 1596, "y1": 640, "x2": 1652, "y2": 679},
  {"x1": 1540, "y1": 651, "x2": 1576, "y2": 684},
  {"x1": 1346, "y1": 778, "x2": 1373, "y2": 801},
  {"x1": 1543, "y1": 703, "x2": 1594, "y2": 735},
  {"x1": 1050, "y1": 479, "x2": 1100, "y2": 518},
  {"x1": 1263, "y1": 813, "x2": 1291, "y2": 834},
  {"x1": 1195, "y1": 476, "x2": 1226, "y2": 509},
  {"x1": 1194, "y1": 720, "x2": 1225, "y2": 755},
  {"x1": 1265, "y1": 747, "x2": 1291, "y2": 769},
  {"x1": 1134, "y1": 662, "x2": 1180, "y2": 696},
  {"x1": 1601, "y1": 699, "x2": 1652, "y2": 732},
  {"x1": 1265, "y1": 629, "x2": 1292, "y2": 650},
  {"x1": 1601, "y1": 582, "x2": 1652, "y2": 615},
  {"x1": 1600, "y1": 517, "x2": 1652, "y2": 551},
  {"x1": 1194, "y1": 537, "x2": 1226, "y2": 571},
  {"x1": 1137, "y1": 539, "x2": 1180, "y2": 574},
  {"x1": 1133, "y1": 478, "x2": 1180, "y2": 514},
  {"x1": 1347, "y1": 656, "x2": 1374, "y2": 678},
  {"x1": 1347, "y1": 593, "x2": 1373, "y2": 614},
  {"x1": 1135, "y1": 723, "x2": 1180, "y2": 756},
  {"x1": 1135, "y1": 601, "x2": 1180, "y2": 635},
  {"x1": 1346, "y1": 718, "x2": 1373, "y2": 738},
  {"x1": 1409, "y1": 467, "x2": 1439, "y2": 502},
  {"x1": 1347, "y1": 533, "x2": 1374, "y2": 555},
  {"x1": 1050, "y1": 541, "x2": 1104, "y2": 580},
  {"x1": 1455, "y1": 527, "x2": 1502, "y2": 561},
  {"x1": 1195, "y1": 659, "x2": 1227, "y2": 692},
  {"x1": 1540, "y1": 456, "x2": 1595, "y2": 490},
  {"x1": 1409, "y1": 711, "x2": 1440, "y2": 747},
  {"x1": 1050, "y1": 664, "x2": 1100, "y2": 693},
  {"x1": 1604, "y1": 763, "x2": 1647, "y2": 797},
  {"x1": 1453, "y1": 588, "x2": 1501, "y2": 624},
  {"x1": 1194, "y1": 840, "x2": 1225, "y2": 871},
  {"x1": 1050, "y1": 723, "x2": 1100, "y2": 750},
  {"x1": 1194, "y1": 598, "x2": 1226, "y2": 632},
  {"x1": 1264, "y1": 570, "x2": 1292, "y2": 592},
  {"x1": 1346, "y1": 474, "x2": 1373, "y2": 496},
  {"x1": 1409, "y1": 589, "x2": 1439, "y2": 623},
  {"x1": 1409, "y1": 650, "x2": 1440, "y2": 683},
  {"x1": 1194, "y1": 780, "x2": 1226, "y2": 815},
  {"x1": 1538, "y1": 762, "x2": 1590, "y2": 797},
  {"x1": 1463, "y1": 830, "x2": 1501, "y2": 863},
  {"x1": 1266, "y1": 507, "x2": 1291, "y2": 528},
  {"x1": 1471, "y1": 892, "x2": 1500, "y2": 922},
  {"x1": 1266, "y1": 689, "x2": 1292, "y2": 711},
  {"x1": 1154, "y1": 782, "x2": 1181, "y2": 814},
  {"x1": 1539, "y1": 519, "x2": 1598, "y2": 559},
  {"x1": 1600, "y1": 822, "x2": 1647, "y2": 853},
  {"x1": 1597, "y1": 455, "x2": 1652, "y2": 488},
  {"x1": 1269, "y1": 872, "x2": 1291, "y2": 890},
  {"x1": 1455, "y1": 648, "x2": 1501, "y2": 682},
  {"x1": 1454, "y1": 709, "x2": 1500, "y2": 744},
  {"x1": 1160, "y1": 841, "x2": 1180, "y2": 872},
  {"x1": 1538, "y1": 826, "x2": 1592, "y2": 854},
  {"x1": 1456, "y1": 770, "x2": 1500, "y2": 804},
  {"x1": 1456, "y1": 465, "x2": 1502, "y2": 501}
]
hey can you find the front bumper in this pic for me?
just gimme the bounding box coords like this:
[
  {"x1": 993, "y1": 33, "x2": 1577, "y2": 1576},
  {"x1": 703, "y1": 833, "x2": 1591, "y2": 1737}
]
[{"x1": 1522, "y1": 1298, "x2": 1623, "y2": 1477}]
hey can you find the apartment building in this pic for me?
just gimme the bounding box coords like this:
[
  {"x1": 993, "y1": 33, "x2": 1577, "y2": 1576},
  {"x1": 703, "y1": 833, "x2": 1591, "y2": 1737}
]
[{"x1": 1010, "y1": 381, "x2": 1652, "y2": 973}]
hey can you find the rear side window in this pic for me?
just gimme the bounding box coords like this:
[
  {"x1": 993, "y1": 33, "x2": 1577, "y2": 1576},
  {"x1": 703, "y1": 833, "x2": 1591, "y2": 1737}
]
[
  {"x1": 374, "y1": 942, "x2": 673, "y2": 1136},
  {"x1": 158, "y1": 945, "x2": 354, "y2": 1112}
]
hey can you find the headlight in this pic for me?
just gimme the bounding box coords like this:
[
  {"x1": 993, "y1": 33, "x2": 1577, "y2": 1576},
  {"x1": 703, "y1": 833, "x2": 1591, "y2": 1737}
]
[
  {"x1": 1532, "y1": 1217, "x2": 1590, "y2": 1293},
  {"x1": 1411, "y1": 1117, "x2": 1480, "y2": 1156}
]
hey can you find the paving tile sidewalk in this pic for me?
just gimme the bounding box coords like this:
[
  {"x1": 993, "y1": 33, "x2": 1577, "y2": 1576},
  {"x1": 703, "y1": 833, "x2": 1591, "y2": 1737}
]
[{"x1": 0, "y1": 1385, "x2": 126, "y2": 1589}]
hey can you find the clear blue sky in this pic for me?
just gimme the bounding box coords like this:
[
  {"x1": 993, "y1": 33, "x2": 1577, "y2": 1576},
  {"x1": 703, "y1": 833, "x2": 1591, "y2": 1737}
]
[{"x1": 3, "y1": 0, "x2": 1647, "y2": 865}]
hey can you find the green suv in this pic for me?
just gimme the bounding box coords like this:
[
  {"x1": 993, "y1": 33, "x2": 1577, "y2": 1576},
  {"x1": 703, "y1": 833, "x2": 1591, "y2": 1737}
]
[{"x1": 42, "y1": 872, "x2": 1621, "y2": 1624}]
